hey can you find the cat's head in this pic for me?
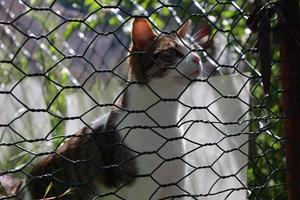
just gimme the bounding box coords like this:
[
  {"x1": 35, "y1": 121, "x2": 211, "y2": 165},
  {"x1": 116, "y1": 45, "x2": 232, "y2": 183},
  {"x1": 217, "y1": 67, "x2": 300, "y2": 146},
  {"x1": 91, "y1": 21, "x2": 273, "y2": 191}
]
[{"x1": 128, "y1": 18, "x2": 202, "y2": 98}]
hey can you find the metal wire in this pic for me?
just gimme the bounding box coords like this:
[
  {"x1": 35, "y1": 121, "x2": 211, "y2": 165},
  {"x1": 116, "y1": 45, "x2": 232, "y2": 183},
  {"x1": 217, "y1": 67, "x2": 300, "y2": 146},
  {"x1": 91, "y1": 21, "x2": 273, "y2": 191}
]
[{"x1": 0, "y1": 0, "x2": 286, "y2": 199}]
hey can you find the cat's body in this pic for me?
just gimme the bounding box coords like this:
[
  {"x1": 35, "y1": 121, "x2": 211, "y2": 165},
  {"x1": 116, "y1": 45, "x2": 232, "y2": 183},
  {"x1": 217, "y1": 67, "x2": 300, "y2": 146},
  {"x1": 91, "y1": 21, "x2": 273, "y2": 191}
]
[{"x1": 24, "y1": 18, "x2": 202, "y2": 199}]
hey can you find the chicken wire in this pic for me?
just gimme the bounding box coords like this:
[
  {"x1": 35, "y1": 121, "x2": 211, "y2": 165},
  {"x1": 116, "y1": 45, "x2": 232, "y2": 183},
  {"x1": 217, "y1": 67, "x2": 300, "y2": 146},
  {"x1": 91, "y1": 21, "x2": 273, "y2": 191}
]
[{"x1": 0, "y1": 0, "x2": 286, "y2": 199}]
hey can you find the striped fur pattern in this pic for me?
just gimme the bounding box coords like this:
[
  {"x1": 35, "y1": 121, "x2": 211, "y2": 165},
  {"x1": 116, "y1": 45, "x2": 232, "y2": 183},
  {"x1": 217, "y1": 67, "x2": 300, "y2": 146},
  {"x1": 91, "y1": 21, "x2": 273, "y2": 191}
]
[{"x1": 24, "y1": 18, "x2": 202, "y2": 199}]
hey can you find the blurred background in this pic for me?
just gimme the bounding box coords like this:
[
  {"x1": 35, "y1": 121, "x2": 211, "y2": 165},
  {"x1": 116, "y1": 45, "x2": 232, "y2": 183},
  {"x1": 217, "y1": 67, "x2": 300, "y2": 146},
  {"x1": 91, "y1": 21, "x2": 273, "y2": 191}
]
[{"x1": 0, "y1": 0, "x2": 285, "y2": 199}]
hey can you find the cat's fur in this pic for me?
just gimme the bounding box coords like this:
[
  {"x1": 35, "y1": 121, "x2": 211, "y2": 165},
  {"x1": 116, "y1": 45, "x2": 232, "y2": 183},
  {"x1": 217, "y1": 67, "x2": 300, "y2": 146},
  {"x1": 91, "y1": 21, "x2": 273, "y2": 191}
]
[{"x1": 24, "y1": 18, "x2": 202, "y2": 199}]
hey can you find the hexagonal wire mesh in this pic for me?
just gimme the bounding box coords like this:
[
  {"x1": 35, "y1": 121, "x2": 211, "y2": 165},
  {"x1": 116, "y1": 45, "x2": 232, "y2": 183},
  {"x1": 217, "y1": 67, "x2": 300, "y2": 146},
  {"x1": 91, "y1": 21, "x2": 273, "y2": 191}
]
[{"x1": 0, "y1": 0, "x2": 287, "y2": 199}]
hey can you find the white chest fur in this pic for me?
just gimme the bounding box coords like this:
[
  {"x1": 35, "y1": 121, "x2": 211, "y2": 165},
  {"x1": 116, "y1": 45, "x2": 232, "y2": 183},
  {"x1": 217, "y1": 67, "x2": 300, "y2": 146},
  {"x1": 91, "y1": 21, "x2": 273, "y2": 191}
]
[{"x1": 99, "y1": 84, "x2": 189, "y2": 199}]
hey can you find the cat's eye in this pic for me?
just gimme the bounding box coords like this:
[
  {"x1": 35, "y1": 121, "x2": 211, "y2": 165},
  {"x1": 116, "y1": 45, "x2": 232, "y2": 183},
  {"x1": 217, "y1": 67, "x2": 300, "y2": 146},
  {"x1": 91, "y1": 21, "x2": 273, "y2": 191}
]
[
  {"x1": 160, "y1": 48, "x2": 183, "y2": 62},
  {"x1": 163, "y1": 48, "x2": 183, "y2": 58},
  {"x1": 164, "y1": 48, "x2": 177, "y2": 57}
]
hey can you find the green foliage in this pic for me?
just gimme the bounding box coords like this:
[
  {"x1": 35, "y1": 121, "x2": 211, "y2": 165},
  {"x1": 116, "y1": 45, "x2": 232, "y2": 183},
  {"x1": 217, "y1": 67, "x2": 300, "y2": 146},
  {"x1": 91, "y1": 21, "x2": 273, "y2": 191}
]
[
  {"x1": 43, "y1": 70, "x2": 69, "y2": 147},
  {"x1": 246, "y1": 31, "x2": 285, "y2": 198},
  {"x1": 1, "y1": 0, "x2": 285, "y2": 199},
  {"x1": 0, "y1": 63, "x2": 24, "y2": 85},
  {"x1": 64, "y1": 22, "x2": 81, "y2": 39}
]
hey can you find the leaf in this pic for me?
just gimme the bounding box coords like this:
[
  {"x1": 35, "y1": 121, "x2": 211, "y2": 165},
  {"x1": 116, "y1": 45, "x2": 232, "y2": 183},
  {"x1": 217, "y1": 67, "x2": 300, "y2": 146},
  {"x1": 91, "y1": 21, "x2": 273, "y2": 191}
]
[
  {"x1": 43, "y1": 182, "x2": 53, "y2": 198},
  {"x1": 162, "y1": 7, "x2": 170, "y2": 16},
  {"x1": 64, "y1": 22, "x2": 80, "y2": 39},
  {"x1": 40, "y1": 188, "x2": 74, "y2": 200},
  {"x1": 222, "y1": 10, "x2": 235, "y2": 18},
  {"x1": 151, "y1": 14, "x2": 164, "y2": 29},
  {"x1": 108, "y1": 16, "x2": 120, "y2": 26},
  {"x1": 60, "y1": 188, "x2": 74, "y2": 196}
]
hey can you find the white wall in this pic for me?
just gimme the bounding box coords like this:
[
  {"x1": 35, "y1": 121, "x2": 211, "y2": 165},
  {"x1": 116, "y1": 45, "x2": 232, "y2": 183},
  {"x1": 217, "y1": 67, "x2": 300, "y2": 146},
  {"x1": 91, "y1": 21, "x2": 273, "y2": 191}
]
[
  {"x1": 180, "y1": 74, "x2": 250, "y2": 199},
  {"x1": 0, "y1": 74, "x2": 250, "y2": 199},
  {"x1": 0, "y1": 78, "x2": 52, "y2": 168}
]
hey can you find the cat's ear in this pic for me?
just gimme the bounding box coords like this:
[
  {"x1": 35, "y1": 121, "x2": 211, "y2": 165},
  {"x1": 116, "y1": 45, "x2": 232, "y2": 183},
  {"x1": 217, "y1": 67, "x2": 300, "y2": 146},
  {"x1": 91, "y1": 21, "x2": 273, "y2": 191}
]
[
  {"x1": 132, "y1": 18, "x2": 157, "y2": 50},
  {"x1": 177, "y1": 20, "x2": 192, "y2": 38}
]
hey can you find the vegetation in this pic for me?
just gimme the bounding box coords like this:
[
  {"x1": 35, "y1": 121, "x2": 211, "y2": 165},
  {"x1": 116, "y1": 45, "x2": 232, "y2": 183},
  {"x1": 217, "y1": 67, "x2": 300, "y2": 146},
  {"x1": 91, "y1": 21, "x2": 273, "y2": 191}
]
[{"x1": 0, "y1": 0, "x2": 285, "y2": 199}]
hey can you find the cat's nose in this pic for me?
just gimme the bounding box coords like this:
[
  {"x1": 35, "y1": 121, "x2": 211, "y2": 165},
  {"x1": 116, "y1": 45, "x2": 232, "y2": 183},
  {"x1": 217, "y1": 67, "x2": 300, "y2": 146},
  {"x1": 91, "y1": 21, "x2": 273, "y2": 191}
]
[{"x1": 191, "y1": 53, "x2": 200, "y2": 64}]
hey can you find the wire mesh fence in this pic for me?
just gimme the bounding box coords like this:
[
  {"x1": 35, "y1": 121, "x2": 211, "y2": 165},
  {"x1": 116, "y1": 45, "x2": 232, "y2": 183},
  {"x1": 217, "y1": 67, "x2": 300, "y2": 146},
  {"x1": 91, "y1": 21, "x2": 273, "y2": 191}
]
[{"x1": 0, "y1": 0, "x2": 290, "y2": 199}]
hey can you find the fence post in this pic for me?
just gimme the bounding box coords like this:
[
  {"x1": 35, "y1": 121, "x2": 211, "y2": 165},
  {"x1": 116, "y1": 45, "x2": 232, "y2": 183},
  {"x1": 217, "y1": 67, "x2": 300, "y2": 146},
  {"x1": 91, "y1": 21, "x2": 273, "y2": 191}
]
[{"x1": 279, "y1": 0, "x2": 300, "y2": 199}]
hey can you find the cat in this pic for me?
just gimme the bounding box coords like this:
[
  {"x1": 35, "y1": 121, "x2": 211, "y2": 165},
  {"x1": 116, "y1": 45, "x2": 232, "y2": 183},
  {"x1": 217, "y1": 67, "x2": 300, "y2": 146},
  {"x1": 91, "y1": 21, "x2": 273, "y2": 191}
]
[{"x1": 23, "y1": 18, "x2": 202, "y2": 200}]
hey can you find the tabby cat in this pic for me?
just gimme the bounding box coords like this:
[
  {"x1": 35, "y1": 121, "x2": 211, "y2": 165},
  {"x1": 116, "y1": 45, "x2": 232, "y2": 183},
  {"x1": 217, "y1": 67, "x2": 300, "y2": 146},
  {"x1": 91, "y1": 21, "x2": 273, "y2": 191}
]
[{"x1": 24, "y1": 18, "x2": 202, "y2": 200}]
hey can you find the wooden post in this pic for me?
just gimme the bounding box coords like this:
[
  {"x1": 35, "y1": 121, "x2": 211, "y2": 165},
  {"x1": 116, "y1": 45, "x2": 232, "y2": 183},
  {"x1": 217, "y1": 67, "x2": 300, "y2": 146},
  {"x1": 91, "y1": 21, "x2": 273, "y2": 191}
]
[{"x1": 279, "y1": 0, "x2": 300, "y2": 199}]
